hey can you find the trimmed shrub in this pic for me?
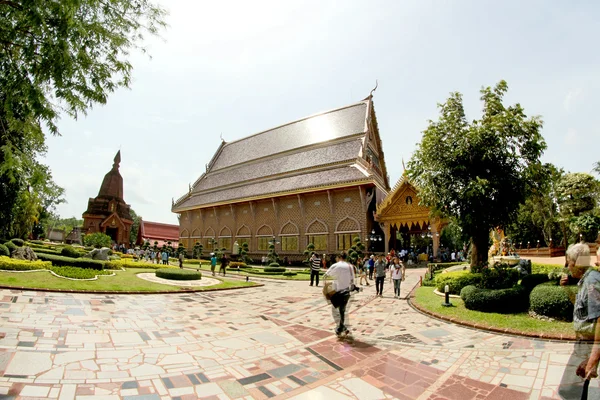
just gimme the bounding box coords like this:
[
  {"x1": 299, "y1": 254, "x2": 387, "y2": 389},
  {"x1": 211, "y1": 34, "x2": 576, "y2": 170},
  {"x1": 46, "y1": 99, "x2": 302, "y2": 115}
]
[
  {"x1": 428, "y1": 262, "x2": 465, "y2": 273},
  {"x1": 30, "y1": 240, "x2": 45, "y2": 245},
  {"x1": 0, "y1": 256, "x2": 52, "y2": 271},
  {"x1": 105, "y1": 259, "x2": 172, "y2": 270},
  {"x1": 35, "y1": 253, "x2": 105, "y2": 270},
  {"x1": 185, "y1": 259, "x2": 203, "y2": 265},
  {"x1": 529, "y1": 285, "x2": 575, "y2": 321},
  {"x1": 0, "y1": 244, "x2": 9, "y2": 257},
  {"x1": 460, "y1": 285, "x2": 528, "y2": 313},
  {"x1": 269, "y1": 262, "x2": 280, "y2": 268},
  {"x1": 282, "y1": 271, "x2": 297, "y2": 276},
  {"x1": 519, "y1": 273, "x2": 550, "y2": 293},
  {"x1": 155, "y1": 268, "x2": 202, "y2": 280},
  {"x1": 480, "y1": 264, "x2": 520, "y2": 289},
  {"x1": 10, "y1": 238, "x2": 24, "y2": 247},
  {"x1": 32, "y1": 248, "x2": 62, "y2": 256},
  {"x1": 60, "y1": 245, "x2": 81, "y2": 259},
  {"x1": 120, "y1": 254, "x2": 135, "y2": 259},
  {"x1": 264, "y1": 267, "x2": 286, "y2": 273},
  {"x1": 49, "y1": 266, "x2": 112, "y2": 279},
  {"x1": 4, "y1": 241, "x2": 17, "y2": 254},
  {"x1": 229, "y1": 262, "x2": 248, "y2": 269},
  {"x1": 435, "y1": 271, "x2": 482, "y2": 295}
]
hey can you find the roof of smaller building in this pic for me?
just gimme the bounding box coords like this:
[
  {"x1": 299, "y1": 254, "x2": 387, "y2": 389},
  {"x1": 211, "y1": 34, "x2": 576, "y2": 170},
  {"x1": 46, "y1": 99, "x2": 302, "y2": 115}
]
[{"x1": 139, "y1": 220, "x2": 179, "y2": 242}]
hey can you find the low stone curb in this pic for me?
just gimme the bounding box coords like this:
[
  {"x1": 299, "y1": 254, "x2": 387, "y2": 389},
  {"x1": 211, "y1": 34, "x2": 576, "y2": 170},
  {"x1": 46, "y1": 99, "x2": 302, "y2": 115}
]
[{"x1": 408, "y1": 287, "x2": 577, "y2": 342}]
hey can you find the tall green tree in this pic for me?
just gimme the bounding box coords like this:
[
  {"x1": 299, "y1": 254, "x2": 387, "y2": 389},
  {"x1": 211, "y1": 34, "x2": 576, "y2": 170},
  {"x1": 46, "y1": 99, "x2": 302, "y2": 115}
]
[
  {"x1": 0, "y1": 0, "x2": 165, "y2": 239},
  {"x1": 556, "y1": 172, "x2": 600, "y2": 244},
  {"x1": 129, "y1": 209, "x2": 141, "y2": 244},
  {"x1": 408, "y1": 81, "x2": 546, "y2": 268}
]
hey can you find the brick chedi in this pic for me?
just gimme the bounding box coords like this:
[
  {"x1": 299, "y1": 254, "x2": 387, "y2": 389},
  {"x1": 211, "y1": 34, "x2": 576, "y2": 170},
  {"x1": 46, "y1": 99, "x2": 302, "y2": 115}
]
[
  {"x1": 82, "y1": 151, "x2": 133, "y2": 245},
  {"x1": 172, "y1": 95, "x2": 391, "y2": 260}
]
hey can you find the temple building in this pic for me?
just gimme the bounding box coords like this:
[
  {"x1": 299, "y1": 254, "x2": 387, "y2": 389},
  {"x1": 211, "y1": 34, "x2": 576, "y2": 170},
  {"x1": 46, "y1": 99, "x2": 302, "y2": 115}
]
[
  {"x1": 172, "y1": 95, "x2": 392, "y2": 260},
  {"x1": 82, "y1": 151, "x2": 133, "y2": 245},
  {"x1": 135, "y1": 219, "x2": 179, "y2": 247}
]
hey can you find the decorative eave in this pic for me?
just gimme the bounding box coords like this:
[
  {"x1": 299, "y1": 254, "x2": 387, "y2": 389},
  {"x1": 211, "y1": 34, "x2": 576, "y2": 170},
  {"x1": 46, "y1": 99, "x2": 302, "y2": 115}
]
[{"x1": 376, "y1": 174, "x2": 412, "y2": 215}]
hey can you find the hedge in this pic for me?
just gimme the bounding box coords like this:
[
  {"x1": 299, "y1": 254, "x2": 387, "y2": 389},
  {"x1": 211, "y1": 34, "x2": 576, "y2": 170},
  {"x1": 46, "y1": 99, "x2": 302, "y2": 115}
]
[
  {"x1": 480, "y1": 266, "x2": 520, "y2": 290},
  {"x1": 10, "y1": 238, "x2": 24, "y2": 247},
  {"x1": 519, "y1": 273, "x2": 550, "y2": 293},
  {"x1": 460, "y1": 285, "x2": 528, "y2": 313},
  {"x1": 0, "y1": 256, "x2": 53, "y2": 271},
  {"x1": 185, "y1": 259, "x2": 203, "y2": 265},
  {"x1": 105, "y1": 259, "x2": 168, "y2": 270},
  {"x1": 532, "y1": 263, "x2": 565, "y2": 276},
  {"x1": 155, "y1": 268, "x2": 202, "y2": 280},
  {"x1": 282, "y1": 271, "x2": 297, "y2": 276},
  {"x1": 428, "y1": 262, "x2": 465, "y2": 273},
  {"x1": 229, "y1": 262, "x2": 249, "y2": 269},
  {"x1": 35, "y1": 253, "x2": 105, "y2": 270},
  {"x1": 264, "y1": 267, "x2": 286, "y2": 273},
  {"x1": 29, "y1": 240, "x2": 45, "y2": 245},
  {"x1": 49, "y1": 266, "x2": 113, "y2": 279},
  {"x1": 435, "y1": 271, "x2": 482, "y2": 295},
  {"x1": 33, "y1": 247, "x2": 62, "y2": 255},
  {"x1": 4, "y1": 241, "x2": 17, "y2": 254},
  {"x1": 269, "y1": 262, "x2": 280, "y2": 268},
  {"x1": 0, "y1": 244, "x2": 9, "y2": 257},
  {"x1": 60, "y1": 245, "x2": 81, "y2": 259},
  {"x1": 529, "y1": 285, "x2": 575, "y2": 321}
]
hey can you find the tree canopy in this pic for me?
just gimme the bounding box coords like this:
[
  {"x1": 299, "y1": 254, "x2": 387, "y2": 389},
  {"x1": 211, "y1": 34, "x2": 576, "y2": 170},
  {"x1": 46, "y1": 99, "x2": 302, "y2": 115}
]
[
  {"x1": 408, "y1": 81, "x2": 546, "y2": 267},
  {"x1": 0, "y1": 0, "x2": 166, "y2": 239}
]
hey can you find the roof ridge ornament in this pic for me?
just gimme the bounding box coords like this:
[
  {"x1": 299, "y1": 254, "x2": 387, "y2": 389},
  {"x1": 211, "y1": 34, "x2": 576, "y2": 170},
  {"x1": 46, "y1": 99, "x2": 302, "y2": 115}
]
[
  {"x1": 113, "y1": 150, "x2": 121, "y2": 170},
  {"x1": 369, "y1": 80, "x2": 378, "y2": 98}
]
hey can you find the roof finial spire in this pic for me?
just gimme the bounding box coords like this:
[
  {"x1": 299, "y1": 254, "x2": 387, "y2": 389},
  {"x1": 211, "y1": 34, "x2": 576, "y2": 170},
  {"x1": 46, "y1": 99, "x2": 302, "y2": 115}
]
[
  {"x1": 369, "y1": 80, "x2": 378, "y2": 97},
  {"x1": 402, "y1": 158, "x2": 407, "y2": 176},
  {"x1": 220, "y1": 133, "x2": 224, "y2": 142},
  {"x1": 113, "y1": 150, "x2": 121, "y2": 170}
]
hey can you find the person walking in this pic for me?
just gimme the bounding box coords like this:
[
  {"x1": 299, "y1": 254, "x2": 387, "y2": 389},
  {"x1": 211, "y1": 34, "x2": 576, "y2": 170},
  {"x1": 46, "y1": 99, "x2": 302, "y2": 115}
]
[
  {"x1": 309, "y1": 252, "x2": 321, "y2": 286},
  {"x1": 360, "y1": 257, "x2": 370, "y2": 286},
  {"x1": 368, "y1": 255, "x2": 375, "y2": 280},
  {"x1": 219, "y1": 254, "x2": 228, "y2": 276},
  {"x1": 323, "y1": 252, "x2": 355, "y2": 337},
  {"x1": 161, "y1": 250, "x2": 169, "y2": 265},
  {"x1": 210, "y1": 253, "x2": 217, "y2": 276},
  {"x1": 389, "y1": 258, "x2": 406, "y2": 298},
  {"x1": 155, "y1": 250, "x2": 161, "y2": 264},
  {"x1": 374, "y1": 255, "x2": 387, "y2": 296},
  {"x1": 178, "y1": 251, "x2": 184, "y2": 269}
]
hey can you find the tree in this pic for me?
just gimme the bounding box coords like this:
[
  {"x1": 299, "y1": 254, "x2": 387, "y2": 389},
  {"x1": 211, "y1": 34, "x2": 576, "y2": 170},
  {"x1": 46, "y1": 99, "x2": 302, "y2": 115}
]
[
  {"x1": 408, "y1": 81, "x2": 546, "y2": 268},
  {"x1": 347, "y1": 236, "x2": 365, "y2": 266},
  {"x1": 556, "y1": 172, "x2": 600, "y2": 244},
  {"x1": 303, "y1": 242, "x2": 316, "y2": 264},
  {"x1": 593, "y1": 161, "x2": 600, "y2": 176},
  {"x1": 239, "y1": 241, "x2": 251, "y2": 264},
  {"x1": 267, "y1": 240, "x2": 279, "y2": 264},
  {"x1": 176, "y1": 242, "x2": 186, "y2": 257},
  {"x1": 193, "y1": 242, "x2": 203, "y2": 259},
  {"x1": 83, "y1": 232, "x2": 111, "y2": 248},
  {"x1": 0, "y1": 0, "x2": 165, "y2": 239},
  {"x1": 129, "y1": 209, "x2": 141, "y2": 244}
]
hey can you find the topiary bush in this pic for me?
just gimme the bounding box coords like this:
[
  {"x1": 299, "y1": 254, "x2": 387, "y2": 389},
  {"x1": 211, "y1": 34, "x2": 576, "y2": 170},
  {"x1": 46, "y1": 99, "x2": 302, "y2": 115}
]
[
  {"x1": 0, "y1": 256, "x2": 52, "y2": 271},
  {"x1": 155, "y1": 268, "x2": 202, "y2": 280},
  {"x1": 105, "y1": 259, "x2": 169, "y2": 270},
  {"x1": 519, "y1": 273, "x2": 550, "y2": 293},
  {"x1": 30, "y1": 240, "x2": 45, "y2": 245},
  {"x1": 264, "y1": 267, "x2": 286, "y2": 273},
  {"x1": 269, "y1": 262, "x2": 280, "y2": 268},
  {"x1": 60, "y1": 245, "x2": 81, "y2": 259},
  {"x1": 4, "y1": 241, "x2": 17, "y2": 254},
  {"x1": 529, "y1": 285, "x2": 574, "y2": 321},
  {"x1": 480, "y1": 264, "x2": 520, "y2": 289},
  {"x1": 35, "y1": 253, "x2": 105, "y2": 270},
  {"x1": 0, "y1": 244, "x2": 9, "y2": 257},
  {"x1": 460, "y1": 285, "x2": 528, "y2": 313},
  {"x1": 229, "y1": 262, "x2": 248, "y2": 269},
  {"x1": 435, "y1": 271, "x2": 482, "y2": 295},
  {"x1": 32, "y1": 248, "x2": 62, "y2": 256},
  {"x1": 10, "y1": 238, "x2": 24, "y2": 247},
  {"x1": 282, "y1": 271, "x2": 297, "y2": 276}
]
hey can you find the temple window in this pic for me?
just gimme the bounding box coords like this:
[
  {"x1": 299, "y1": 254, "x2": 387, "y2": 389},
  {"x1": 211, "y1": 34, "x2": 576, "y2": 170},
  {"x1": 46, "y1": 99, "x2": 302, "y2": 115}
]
[
  {"x1": 218, "y1": 237, "x2": 231, "y2": 251},
  {"x1": 307, "y1": 235, "x2": 327, "y2": 251},
  {"x1": 281, "y1": 236, "x2": 298, "y2": 251},
  {"x1": 337, "y1": 233, "x2": 359, "y2": 251},
  {"x1": 257, "y1": 237, "x2": 269, "y2": 251}
]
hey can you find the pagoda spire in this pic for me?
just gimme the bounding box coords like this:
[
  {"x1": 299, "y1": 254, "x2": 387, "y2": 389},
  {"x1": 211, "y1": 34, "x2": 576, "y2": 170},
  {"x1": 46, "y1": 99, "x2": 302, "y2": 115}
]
[{"x1": 113, "y1": 150, "x2": 121, "y2": 170}]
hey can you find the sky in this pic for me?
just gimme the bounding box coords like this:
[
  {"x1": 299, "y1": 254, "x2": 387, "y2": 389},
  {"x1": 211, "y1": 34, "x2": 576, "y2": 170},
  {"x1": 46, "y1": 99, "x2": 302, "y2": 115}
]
[{"x1": 44, "y1": 0, "x2": 600, "y2": 224}]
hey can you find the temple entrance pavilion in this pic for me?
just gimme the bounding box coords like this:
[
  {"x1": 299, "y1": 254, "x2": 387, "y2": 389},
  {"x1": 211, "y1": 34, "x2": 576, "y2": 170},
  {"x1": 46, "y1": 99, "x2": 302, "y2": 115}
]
[{"x1": 375, "y1": 175, "x2": 446, "y2": 259}]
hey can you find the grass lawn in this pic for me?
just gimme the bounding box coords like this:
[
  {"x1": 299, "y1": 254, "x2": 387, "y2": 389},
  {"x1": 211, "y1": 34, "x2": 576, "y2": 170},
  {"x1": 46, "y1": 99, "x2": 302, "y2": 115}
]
[
  {"x1": 412, "y1": 286, "x2": 574, "y2": 338},
  {"x1": 183, "y1": 262, "x2": 317, "y2": 281},
  {"x1": 0, "y1": 268, "x2": 258, "y2": 292}
]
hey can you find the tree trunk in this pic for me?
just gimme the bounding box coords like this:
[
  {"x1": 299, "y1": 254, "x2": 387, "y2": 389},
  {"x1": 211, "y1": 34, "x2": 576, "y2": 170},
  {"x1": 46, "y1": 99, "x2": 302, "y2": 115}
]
[{"x1": 470, "y1": 233, "x2": 489, "y2": 268}]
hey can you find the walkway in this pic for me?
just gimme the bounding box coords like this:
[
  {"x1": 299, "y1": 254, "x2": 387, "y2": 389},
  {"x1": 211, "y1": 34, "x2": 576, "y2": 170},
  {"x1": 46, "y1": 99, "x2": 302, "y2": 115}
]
[{"x1": 0, "y1": 268, "x2": 594, "y2": 399}]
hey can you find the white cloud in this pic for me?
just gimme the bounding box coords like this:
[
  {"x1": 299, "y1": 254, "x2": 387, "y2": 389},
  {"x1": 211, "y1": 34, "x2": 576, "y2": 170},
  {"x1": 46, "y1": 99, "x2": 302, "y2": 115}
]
[{"x1": 563, "y1": 88, "x2": 582, "y2": 113}]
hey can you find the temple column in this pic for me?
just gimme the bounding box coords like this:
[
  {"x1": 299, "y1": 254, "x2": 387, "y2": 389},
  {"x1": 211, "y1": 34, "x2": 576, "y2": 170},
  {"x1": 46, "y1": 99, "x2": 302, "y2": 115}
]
[{"x1": 384, "y1": 223, "x2": 390, "y2": 254}]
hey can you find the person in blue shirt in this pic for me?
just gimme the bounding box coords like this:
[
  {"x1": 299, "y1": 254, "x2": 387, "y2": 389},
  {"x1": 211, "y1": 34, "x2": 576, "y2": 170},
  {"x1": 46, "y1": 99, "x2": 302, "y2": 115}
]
[{"x1": 210, "y1": 253, "x2": 217, "y2": 276}]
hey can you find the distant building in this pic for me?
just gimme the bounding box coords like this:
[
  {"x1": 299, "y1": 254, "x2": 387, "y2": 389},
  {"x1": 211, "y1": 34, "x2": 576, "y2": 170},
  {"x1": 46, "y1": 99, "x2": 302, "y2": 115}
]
[
  {"x1": 82, "y1": 151, "x2": 133, "y2": 245},
  {"x1": 65, "y1": 227, "x2": 83, "y2": 245},
  {"x1": 136, "y1": 220, "x2": 179, "y2": 248},
  {"x1": 172, "y1": 95, "x2": 391, "y2": 260},
  {"x1": 46, "y1": 228, "x2": 65, "y2": 243}
]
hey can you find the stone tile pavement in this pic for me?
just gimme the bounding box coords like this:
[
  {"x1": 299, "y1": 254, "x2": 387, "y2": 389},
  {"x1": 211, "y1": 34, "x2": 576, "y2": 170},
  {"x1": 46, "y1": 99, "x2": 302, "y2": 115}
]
[{"x1": 0, "y1": 268, "x2": 596, "y2": 399}]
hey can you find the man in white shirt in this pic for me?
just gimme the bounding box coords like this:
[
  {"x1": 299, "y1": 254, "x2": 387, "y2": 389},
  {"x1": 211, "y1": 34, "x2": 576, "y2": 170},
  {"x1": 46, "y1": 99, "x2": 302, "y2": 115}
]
[{"x1": 324, "y1": 252, "x2": 355, "y2": 336}]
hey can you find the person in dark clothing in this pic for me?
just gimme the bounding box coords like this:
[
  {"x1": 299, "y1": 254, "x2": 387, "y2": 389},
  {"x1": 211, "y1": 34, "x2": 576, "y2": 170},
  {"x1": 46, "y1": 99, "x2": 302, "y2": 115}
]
[
  {"x1": 219, "y1": 254, "x2": 228, "y2": 276},
  {"x1": 368, "y1": 255, "x2": 375, "y2": 280},
  {"x1": 309, "y1": 252, "x2": 321, "y2": 286},
  {"x1": 374, "y1": 255, "x2": 387, "y2": 296}
]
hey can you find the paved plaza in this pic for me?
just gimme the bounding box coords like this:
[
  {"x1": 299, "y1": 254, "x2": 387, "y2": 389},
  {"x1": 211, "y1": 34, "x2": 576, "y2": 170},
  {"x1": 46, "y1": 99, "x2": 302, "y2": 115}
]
[{"x1": 0, "y1": 268, "x2": 596, "y2": 399}]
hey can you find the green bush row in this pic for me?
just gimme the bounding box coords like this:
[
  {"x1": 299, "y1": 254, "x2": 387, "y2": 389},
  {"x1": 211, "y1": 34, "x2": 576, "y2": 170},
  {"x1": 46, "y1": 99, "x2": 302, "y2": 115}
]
[
  {"x1": 282, "y1": 271, "x2": 297, "y2": 276},
  {"x1": 435, "y1": 271, "x2": 482, "y2": 295},
  {"x1": 460, "y1": 285, "x2": 529, "y2": 313},
  {"x1": 532, "y1": 263, "x2": 565, "y2": 276},
  {"x1": 0, "y1": 256, "x2": 52, "y2": 270},
  {"x1": 60, "y1": 245, "x2": 82, "y2": 258},
  {"x1": 4, "y1": 241, "x2": 17, "y2": 253},
  {"x1": 49, "y1": 266, "x2": 113, "y2": 279},
  {"x1": 155, "y1": 268, "x2": 202, "y2": 280},
  {"x1": 35, "y1": 253, "x2": 105, "y2": 270},
  {"x1": 429, "y1": 262, "x2": 465, "y2": 273},
  {"x1": 10, "y1": 238, "x2": 24, "y2": 247},
  {"x1": 0, "y1": 244, "x2": 9, "y2": 257},
  {"x1": 264, "y1": 267, "x2": 286, "y2": 273},
  {"x1": 529, "y1": 284, "x2": 577, "y2": 321},
  {"x1": 33, "y1": 248, "x2": 62, "y2": 255}
]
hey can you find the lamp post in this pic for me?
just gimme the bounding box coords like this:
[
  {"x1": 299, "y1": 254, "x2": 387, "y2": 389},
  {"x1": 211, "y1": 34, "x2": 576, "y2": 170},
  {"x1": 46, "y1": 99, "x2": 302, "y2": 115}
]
[{"x1": 442, "y1": 284, "x2": 452, "y2": 307}]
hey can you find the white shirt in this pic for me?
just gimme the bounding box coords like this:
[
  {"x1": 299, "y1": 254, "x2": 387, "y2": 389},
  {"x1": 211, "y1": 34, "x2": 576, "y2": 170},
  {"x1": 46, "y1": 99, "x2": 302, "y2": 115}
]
[
  {"x1": 451, "y1": 252, "x2": 456, "y2": 261},
  {"x1": 324, "y1": 261, "x2": 355, "y2": 292},
  {"x1": 390, "y1": 265, "x2": 405, "y2": 280}
]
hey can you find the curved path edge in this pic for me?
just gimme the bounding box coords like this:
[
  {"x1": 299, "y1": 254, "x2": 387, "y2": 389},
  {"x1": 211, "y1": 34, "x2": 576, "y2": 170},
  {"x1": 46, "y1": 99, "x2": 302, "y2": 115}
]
[
  {"x1": 0, "y1": 281, "x2": 264, "y2": 295},
  {"x1": 408, "y1": 286, "x2": 577, "y2": 342}
]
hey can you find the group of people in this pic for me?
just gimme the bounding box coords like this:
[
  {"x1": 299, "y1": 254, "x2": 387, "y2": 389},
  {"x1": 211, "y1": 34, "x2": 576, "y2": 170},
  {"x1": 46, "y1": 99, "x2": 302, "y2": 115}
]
[{"x1": 128, "y1": 248, "x2": 170, "y2": 265}]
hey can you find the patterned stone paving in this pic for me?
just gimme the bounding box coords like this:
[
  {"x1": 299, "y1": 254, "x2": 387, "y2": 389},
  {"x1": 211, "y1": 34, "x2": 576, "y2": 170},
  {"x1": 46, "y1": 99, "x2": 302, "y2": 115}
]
[{"x1": 0, "y1": 268, "x2": 598, "y2": 399}]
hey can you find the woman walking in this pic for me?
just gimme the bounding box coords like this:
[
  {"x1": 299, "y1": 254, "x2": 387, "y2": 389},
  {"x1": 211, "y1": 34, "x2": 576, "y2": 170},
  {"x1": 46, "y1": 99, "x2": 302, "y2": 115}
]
[{"x1": 389, "y1": 258, "x2": 406, "y2": 299}]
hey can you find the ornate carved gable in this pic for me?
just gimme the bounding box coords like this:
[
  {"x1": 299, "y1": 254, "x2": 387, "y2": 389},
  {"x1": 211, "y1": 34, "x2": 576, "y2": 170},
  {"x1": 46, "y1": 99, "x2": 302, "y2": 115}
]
[{"x1": 376, "y1": 176, "x2": 431, "y2": 227}]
